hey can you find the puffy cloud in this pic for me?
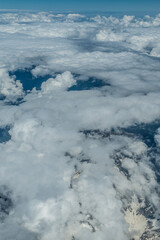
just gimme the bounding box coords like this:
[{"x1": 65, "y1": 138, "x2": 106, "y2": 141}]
[
  {"x1": 0, "y1": 68, "x2": 23, "y2": 99},
  {"x1": 96, "y1": 29, "x2": 125, "y2": 42},
  {"x1": 41, "y1": 71, "x2": 76, "y2": 93}
]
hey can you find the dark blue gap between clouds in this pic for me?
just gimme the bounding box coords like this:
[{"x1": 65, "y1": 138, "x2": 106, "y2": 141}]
[{"x1": 9, "y1": 68, "x2": 109, "y2": 92}]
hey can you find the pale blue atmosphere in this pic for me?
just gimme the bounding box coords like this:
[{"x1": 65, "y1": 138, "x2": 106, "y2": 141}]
[{"x1": 0, "y1": 0, "x2": 160, "y2": 12}]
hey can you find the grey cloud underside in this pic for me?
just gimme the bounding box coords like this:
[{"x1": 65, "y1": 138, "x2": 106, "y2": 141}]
[{"x1": 0, "y1": 11, "x2": 160, "y2": 240}]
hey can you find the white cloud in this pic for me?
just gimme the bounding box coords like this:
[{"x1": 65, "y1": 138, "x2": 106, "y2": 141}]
[
  {"x1": 41, "y1": 71, "x2": 76, "y2": 93},
  {"x1": 0, "y1": 68, "x2": 23, "y2": 99}
]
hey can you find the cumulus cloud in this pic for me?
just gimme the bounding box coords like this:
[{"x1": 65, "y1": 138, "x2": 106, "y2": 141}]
[
  {"x1": 0, "y1": 10, "x2": 160, "y2": 240},
  {"x1": 41, "y1": 71, "x2": 76, "y2": 92},
  {"x1": 0, "y1": 68, "x2": 23, "y2": 99}
]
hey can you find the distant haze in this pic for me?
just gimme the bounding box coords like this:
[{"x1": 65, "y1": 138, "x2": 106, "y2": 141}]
[{"x1": 0, "y1": 0, "x2": 160, "y2": 12}]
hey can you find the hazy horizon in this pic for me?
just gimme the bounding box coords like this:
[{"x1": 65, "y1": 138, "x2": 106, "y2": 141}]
[{"x1": 0, "y1": 0, "x2": 160, "y2": 12}]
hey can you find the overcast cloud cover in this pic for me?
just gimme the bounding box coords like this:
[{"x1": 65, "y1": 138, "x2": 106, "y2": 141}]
[{"x1": 0, "y1": 11, "x2": 160, "y2": 240}]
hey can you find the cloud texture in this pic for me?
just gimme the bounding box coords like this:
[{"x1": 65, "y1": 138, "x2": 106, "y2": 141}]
[{"x1": 0, "y1": 11, "x2": 160, "y2": 240}]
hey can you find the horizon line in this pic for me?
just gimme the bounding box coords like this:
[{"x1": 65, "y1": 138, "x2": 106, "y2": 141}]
[{"x1": 0, "y1": 8, "x2": 159, "y2": 13}]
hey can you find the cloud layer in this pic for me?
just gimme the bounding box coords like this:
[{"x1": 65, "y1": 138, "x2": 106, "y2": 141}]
[{"x1": 0, "y1": 11, "x2": 160, "y2": 240}]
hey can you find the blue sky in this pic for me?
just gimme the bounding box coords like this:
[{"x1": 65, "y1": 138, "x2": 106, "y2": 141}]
[{"x1": 0, "y1": 0, "x2": 160, "y2": 12}]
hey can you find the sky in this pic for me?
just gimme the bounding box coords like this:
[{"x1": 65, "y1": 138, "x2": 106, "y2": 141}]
[
  {"x1": 0, "y1": 6, "x2": 160, "y2": 240},
  {"x1": 0, "y1": 0, "x2": 160, "y2": 12}
]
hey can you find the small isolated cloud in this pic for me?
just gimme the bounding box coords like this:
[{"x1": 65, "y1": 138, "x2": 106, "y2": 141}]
[{"x1": 41, "y1": 71, "x2": 76, "y2": 92}]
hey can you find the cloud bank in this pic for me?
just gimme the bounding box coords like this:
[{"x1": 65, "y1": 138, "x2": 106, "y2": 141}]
[{"x1": 0, "y1": 11, "x2": 160, "y2": 240}]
